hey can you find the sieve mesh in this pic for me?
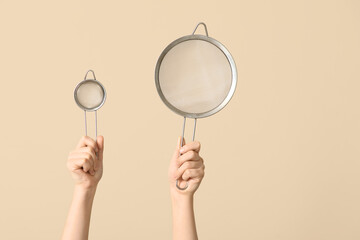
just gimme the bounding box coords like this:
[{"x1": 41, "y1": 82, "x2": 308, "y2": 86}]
[
  {"x1": 159, "y1": 39, "x2": 232, "y2": 114},
  {"x1": 76, "y1": 81, "x2": 104, "y2": 110}
]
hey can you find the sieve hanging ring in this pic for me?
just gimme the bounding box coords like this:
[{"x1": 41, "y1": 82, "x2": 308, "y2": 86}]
[
  {"x1": 192, "y1": 22, "x2": 209, "y2": 37},
  {"x1": 84, "y1": 69, "x2": 97, "y2": 81}
]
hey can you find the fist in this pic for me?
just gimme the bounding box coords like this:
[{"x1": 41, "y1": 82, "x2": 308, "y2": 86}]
[
  {"x1": 67, "y1": 136, "x2": 104, "y2": 189},
  {"x1": 168, "y1": 137, "x2": 205, "y2": 196}
]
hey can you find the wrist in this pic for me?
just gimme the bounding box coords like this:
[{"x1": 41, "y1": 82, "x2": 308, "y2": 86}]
[
  {"x1": 171, "y1": 189, "x2": 194, "y2": 204},
  {"x1": 74, "y1": 184, "x2": 97, "y2": 198},
  {"x1": 74, "y1": 179, "x2": 98, "y2": 190},
  {"x1": 171, "y1": 192, "x2": 194, "y2": 216}
]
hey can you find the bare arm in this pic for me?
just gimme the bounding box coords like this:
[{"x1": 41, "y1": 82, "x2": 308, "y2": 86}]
[
  {"x1": 168, "y1": 138, "x2": 205, "y2": 240},
  {"x1": 62, "y1": 186, "x2": 96, "y2": 240},
  {"x1": 61, "y1": 136, "x2": 104, "y2": 240}
]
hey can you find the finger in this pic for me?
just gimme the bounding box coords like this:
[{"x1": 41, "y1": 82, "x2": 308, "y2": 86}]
[
  {"x1": 171, "y1": 137, "x2": 182, "y2": 162},
  {"x1": 67, "y1": 158, "x2": 94, "y2": 175},
  {"x1": 96, "y1": 136, "x2": 104, "y2": 160},
  {"x1": 182, "y1": 168, "x2": 205, "y2": 181},
  {"x1": 75, "y1": 147, "x2": 97, "y2": 163},
  {"x1": 179, "y1": 141, "x2": 201, "y2": 154},
  {"x1": 76, "y1": 136, "x2": 99, "y2": 153},
  {"x1": 177, "y1": 151, "x2": 201, "y2": 166},
  {"x1": 96, "y1": 136, "x2": 104, "y2": 170},
  {"x1": 181, "y1": 137, "x2": 186, "y2": 147},
  {"x1": 69, "y1": 150, "x2": 96, "y2": 165},
  {"x1": 68, "y1": 152, "x2": 94, "y2": 170},
  {"x1": 175, "y1": 161, "x2": 203, "y2": 179},
  {"x1": 79, "y1": 147, "x2": 97, "y2": 171}
]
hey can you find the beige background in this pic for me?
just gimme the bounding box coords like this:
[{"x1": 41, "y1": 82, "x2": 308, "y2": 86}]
[{"x1": 0, "y1": 0, "x2": 359, "y2": 239}]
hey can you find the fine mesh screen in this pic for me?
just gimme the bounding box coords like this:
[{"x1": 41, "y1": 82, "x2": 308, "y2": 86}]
[
  {"x1": 76, "y1": 81, "x2": 104, "y2": 109},
  {"x1": 159, "y1": 39, "x2": 232, "y2": 114}
]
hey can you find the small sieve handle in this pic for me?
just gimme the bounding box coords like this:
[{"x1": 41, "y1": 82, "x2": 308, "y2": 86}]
[{"x1": 84, "y1": 110, "x2": 98, "y2": 140}]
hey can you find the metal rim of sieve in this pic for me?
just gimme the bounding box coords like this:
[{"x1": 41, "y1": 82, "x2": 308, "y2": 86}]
[
  {"x1": 154, "y1": 31, "x2": 237, "y2": 119},
  {"x1": 74, "y1": 73, "x2": 107, "y2": 112}
]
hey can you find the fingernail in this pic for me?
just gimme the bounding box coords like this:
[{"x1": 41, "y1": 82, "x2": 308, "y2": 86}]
[{"x1": 180, "y1": 147, "x2": 185, "y2": 153}]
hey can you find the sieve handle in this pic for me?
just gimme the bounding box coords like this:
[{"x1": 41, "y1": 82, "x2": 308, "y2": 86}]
[
  {"x1": 84, "y1": 110, "x2": 99, "y2": 163},
  {"x1": 176, "y1": 117, "x2": 197, "y2": 191},
  {"x1": 192, "y1": 22, "x2": 209, "y2": 37},
  {"x1": 84, "y1": 110, "x2": 98, "y2": 139}
]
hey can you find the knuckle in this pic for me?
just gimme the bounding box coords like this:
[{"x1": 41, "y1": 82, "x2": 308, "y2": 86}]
[
  {"x1": 174, "y1": 171, "x2": 180, "y2": 180},
  {"x1": 180, "y1": 155, "x2": 187, "y2": 163},
  {"x1": 85, "y1": 147, "x2": 94, "y2": 156},
  {"x1": 182, "y1": 161, "x2": 190, "y2": 169},
  {"x1": 170, "y1": 172, "x2": 177, "y2": 181},
  {"x1": 85, "y1": 153, "x2": 92, "y2": 160},
  {"x1": 176, "y1": 156, "x2": 183, "y2": 165}
]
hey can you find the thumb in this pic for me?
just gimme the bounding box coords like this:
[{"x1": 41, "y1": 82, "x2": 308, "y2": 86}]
[
  {"x1": 171, "y1": 137, "x2": 185, "y2": 164},
  {"x1": 96, "y1": 135, "x2": 104, "y2": 162}
]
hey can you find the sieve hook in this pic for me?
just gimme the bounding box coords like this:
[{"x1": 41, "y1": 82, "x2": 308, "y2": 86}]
[
  {"x1": 176, "y1": 117, "x2": 198, "y2": 191},
  {"x1": 84, "y1": 69, "x2": 97, "y2": 81},
  {"x1": 192, "y1": 22, "x2": 209, "y2": 37}
]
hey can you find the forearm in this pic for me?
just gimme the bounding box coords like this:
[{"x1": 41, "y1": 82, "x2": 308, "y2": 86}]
[
  {"x1": 61, "y1": 186, "x2": 97, "y2": 240},
  {"x1": 171, "y1": 193, "x2": 198, "y2": 240}
]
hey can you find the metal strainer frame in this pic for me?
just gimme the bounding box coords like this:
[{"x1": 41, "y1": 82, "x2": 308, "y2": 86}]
[
  {"x1": 74, "y1": 70, "x2": 107, "y2": 138},
  {"x1": 155, "y1": 23, "x2": 237, "y2": 190}
]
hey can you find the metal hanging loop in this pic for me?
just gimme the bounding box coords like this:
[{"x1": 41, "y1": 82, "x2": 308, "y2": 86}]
[
  {"x1": 192, "y1": 22, "x2": 209, "y2": 37},
  {"x1": 84, "y1": 69, "x2": 97, "y2": 80}
]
